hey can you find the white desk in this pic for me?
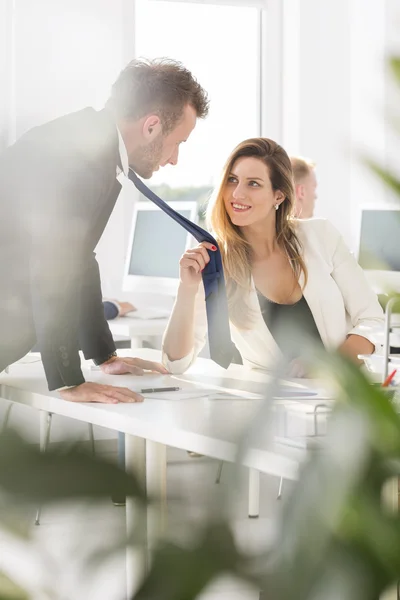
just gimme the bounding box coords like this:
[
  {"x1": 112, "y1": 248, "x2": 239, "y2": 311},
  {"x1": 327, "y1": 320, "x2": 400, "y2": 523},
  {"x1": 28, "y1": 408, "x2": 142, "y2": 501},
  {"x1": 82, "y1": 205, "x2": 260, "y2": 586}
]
[
  {"x1": 108, "y1": 316, "x2": 169, "y2": 348},
  {"x1": 0, "y1": 349, "x2": 320, "y2": 595}
]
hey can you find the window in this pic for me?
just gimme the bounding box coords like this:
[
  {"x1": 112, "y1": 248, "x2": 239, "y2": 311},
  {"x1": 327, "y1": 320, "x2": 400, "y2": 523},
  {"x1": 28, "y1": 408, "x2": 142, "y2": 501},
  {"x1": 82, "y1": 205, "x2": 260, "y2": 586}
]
[{"x1": 134, "y1": 0, "x2": 261, "y2": 217}]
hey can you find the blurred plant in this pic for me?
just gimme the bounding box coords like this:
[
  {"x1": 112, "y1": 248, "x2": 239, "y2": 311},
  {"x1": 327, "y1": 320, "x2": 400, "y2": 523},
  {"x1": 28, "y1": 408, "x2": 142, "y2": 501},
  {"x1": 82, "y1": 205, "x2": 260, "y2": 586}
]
[
  {"x1": 133, "y1": 356, "x2": 400, "y2": 600},
  {"x1": 2, "y1": 355, "x2": 400, "y2": 600},
  {"x1": 0, "y1": 429, "x2": 147, "y2": 599},
  {"x1": 0, "y1": 573, "x2": 28, "y2": 600}
]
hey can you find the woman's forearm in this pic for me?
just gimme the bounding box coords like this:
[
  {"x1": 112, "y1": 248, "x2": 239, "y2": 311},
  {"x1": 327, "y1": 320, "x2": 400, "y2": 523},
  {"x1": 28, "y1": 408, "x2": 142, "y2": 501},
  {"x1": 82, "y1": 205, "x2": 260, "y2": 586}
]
[
  {"x1": 339, "y1": 334, "x2": 374, "y2": 365},
  {"x1": 162, "y1": 284, "x2": 199, "y2": 361}
]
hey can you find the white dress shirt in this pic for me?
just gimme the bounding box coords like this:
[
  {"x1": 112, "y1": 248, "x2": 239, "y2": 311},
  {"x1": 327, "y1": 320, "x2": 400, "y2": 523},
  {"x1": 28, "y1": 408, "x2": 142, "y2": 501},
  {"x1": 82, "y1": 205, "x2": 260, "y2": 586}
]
[{"x1": 116, "y1": 126, "x2": 129, "y2": 179}]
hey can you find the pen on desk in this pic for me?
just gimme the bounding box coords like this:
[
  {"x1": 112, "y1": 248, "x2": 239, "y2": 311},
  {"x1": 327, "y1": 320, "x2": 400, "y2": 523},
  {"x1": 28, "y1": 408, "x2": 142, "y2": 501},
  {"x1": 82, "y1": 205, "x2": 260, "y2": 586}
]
[
  {"x1": 141, "y1": 386, "x2": 180, "y2": 394},
  {"x1": 382, "y1": 369, "x2": 397, "y2": 388}
]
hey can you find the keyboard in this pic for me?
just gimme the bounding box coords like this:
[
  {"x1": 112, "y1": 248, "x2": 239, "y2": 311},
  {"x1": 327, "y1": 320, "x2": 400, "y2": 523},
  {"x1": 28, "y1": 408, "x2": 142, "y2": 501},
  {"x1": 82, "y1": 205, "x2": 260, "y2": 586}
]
[{"x1": 126, "y1": 308, "x2": 170, "y2": 320}]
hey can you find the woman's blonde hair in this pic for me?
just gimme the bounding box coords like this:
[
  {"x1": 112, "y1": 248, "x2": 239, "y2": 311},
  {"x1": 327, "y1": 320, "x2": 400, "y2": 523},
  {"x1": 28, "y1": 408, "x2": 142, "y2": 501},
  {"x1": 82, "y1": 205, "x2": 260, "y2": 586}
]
[{"x1": 207, "y1": 138, "x2": 307, "y2": 329}]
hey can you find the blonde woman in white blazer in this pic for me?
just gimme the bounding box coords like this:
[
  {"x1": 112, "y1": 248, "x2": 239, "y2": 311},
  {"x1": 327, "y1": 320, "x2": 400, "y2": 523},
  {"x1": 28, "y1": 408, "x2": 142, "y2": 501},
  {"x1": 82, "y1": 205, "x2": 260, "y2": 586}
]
[{"x1": 162, "y1": 138, "x2": 384, "y2": 376}]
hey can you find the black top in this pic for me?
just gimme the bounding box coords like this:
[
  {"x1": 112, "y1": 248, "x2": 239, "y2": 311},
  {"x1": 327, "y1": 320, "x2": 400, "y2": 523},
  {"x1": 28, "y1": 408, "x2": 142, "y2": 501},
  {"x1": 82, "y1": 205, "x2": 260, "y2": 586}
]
[
  {"x1": 0, "y1": 108, "x2": 120, "y2": 390},
  {"x1": 256, "y1": 291, "x2": 322, "y2": 361}
]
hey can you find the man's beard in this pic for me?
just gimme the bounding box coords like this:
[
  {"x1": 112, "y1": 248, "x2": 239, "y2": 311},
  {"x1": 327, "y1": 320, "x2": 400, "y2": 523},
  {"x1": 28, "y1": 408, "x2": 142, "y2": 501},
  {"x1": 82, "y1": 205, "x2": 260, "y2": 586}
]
[{"x1": 129, "y1": 136, "x2": 164, "y2": 179}]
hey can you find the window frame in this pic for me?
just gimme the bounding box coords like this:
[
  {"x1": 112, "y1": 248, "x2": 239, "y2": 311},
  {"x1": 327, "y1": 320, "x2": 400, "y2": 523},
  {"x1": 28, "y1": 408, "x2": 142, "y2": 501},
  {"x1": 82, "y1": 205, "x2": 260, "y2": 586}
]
[
  {"x1": 150, "y1": 0, "x2": 267, "y2": 8},
  {"x1": 126, "y1": 0, "x2": 285, "y2": 144}
]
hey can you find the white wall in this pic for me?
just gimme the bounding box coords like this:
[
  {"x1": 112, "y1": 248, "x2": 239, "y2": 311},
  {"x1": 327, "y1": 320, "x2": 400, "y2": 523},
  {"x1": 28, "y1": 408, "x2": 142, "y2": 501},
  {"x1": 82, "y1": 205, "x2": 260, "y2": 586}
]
[
  {"x1": 8, "y1": 0, "x2": 140, "y2": 304},
  {"x1": 281, "y1": 0, "x2": 394, "y2": 252},
  {"x1": 349, "y1": 0, "x2": 387, "y2": 249},
  {"x1": 385, "y1": 0, "x2": 400, "y2": 195},
  {"x1": 13, "y1": 0, "x2": 126, "y2": 136},
  {"x1": 300, "y1": 0, "x2": 352, "y2": 245},
  {"x1": 95, "y1": 183, "x2": 136, "y2": 300},
  {"x1": 0, "y1": 0, "x2": 15, "y2": 148}
]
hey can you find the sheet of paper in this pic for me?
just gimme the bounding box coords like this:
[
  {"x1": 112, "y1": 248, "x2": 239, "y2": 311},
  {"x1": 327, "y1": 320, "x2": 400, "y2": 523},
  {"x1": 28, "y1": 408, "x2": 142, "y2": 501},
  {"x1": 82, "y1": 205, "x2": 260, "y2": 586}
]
[
  {"x1": 88, "y1": 365, "x2": 319, "y2": 400},
  {"x1": 142, "y1": 388, "x2": 262, "y2": 401},
  {"x1": 274, "y1": 387, "x2": 318, "y2": 398}
]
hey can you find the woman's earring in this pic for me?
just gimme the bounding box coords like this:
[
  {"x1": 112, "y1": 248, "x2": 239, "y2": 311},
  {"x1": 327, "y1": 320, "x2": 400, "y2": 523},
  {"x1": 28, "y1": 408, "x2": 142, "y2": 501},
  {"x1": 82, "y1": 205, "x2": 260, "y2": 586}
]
[{"x1": 274, "y1": 203, "x2": 279, "y2": 211}]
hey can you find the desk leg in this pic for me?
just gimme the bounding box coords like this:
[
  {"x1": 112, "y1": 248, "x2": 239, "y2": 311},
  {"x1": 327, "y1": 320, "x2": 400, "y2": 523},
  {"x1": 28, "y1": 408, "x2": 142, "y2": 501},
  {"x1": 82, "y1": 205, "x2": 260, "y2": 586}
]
[
  {"x1": 130, "y1": 335, "x2": 144, "y2": 349},
  {"x1": 1, "y1": 403, "x2": 13, "y2": 433},
  {"x1": 248, "y1": 468, "x2": 260, "y2": 518},
  {"x1": 39, "y1": 410, "x2": 51, "y2": 450},
  {"x1": 380, "y1": 477, "x2": 399, "y2": 600},
  {"x1": 125, "y1": 434, "x2": 147, "y2": 597},
  {"x1": 146, "y1": 441, "x2": 167, "y2": 560},
  {"x1": 35, "y1": 411, "x2": 52, "y2": 526}
]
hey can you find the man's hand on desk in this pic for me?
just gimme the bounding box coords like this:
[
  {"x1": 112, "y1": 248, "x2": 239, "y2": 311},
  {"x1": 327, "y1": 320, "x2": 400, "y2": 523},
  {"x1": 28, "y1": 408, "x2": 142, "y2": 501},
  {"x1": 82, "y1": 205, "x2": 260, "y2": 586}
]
[
  {"x1": 59, "y1": 382, "x2": 143, "y2": 404},
  {"x1": 100, "y1": 356, "x2": 169, "y2": 376}
]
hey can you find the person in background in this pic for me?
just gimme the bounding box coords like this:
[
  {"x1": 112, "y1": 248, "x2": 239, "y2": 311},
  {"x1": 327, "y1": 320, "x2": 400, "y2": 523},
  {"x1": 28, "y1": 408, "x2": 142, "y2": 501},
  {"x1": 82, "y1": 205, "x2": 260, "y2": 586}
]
[
  {"x1": 0, "y1": 58, "x2": 209, "y2": 403},
  {"x1": 162, "y1": 138, "x2": 384, "y2": 378},
  {"x1": 103, "y1": 300, "x2": 135, "y2": 320},
  {"x1": 290, "y1": 156, "x2": 318, "y2": 219}
]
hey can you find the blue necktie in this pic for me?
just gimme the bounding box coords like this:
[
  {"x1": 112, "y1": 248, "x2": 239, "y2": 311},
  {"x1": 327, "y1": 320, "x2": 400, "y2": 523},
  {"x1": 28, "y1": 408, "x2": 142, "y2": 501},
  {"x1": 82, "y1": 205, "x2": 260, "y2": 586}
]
[{"x1": 128, "y1": 169, "x2": 234, "y2": 369}]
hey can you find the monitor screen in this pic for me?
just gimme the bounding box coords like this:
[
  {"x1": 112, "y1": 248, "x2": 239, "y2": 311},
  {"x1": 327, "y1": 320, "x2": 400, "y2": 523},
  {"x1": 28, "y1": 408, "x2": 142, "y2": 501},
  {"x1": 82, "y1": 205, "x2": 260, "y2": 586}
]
[
  {"x1": 358, "y1": 209, "x2": 400, "y2": 272},
  {"x1": 127, "y1": 206, "x2": 194, "y2": 279}
]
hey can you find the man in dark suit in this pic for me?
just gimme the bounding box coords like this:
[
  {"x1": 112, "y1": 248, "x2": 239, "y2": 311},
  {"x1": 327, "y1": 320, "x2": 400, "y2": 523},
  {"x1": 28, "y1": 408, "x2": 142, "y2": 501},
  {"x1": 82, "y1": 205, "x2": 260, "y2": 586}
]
[{"x1": 0, "y1": 58, "x2": 209, "y2": 404}]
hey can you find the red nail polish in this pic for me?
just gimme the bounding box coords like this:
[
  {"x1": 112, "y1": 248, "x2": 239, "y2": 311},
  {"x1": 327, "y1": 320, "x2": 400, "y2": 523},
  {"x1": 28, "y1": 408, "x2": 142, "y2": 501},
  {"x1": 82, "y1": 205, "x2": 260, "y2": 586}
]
[{"x1": 211, "y1": 245, "x2": 217, "y2": 251}]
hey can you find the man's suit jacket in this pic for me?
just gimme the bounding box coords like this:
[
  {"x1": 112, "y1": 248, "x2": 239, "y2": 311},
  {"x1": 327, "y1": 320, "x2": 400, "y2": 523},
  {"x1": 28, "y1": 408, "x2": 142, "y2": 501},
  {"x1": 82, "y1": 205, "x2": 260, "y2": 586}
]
[{"x1": 0, "y1": 108, "x2": 123, "y2": 389}]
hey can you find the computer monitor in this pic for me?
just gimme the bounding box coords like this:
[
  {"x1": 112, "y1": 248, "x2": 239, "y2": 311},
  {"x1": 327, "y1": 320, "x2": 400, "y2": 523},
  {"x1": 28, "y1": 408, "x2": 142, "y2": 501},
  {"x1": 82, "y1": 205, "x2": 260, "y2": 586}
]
[
  {"x1": 358, "y1": 206, "x2": 400, "y2": 293},
  {"x1": 123, "y1": 200, "x2": 198, "y2": 296}
]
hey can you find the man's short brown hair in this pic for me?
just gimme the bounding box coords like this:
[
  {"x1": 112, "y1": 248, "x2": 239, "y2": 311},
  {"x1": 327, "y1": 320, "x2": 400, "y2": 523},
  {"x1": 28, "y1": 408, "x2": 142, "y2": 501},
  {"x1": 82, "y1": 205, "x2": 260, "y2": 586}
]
[
  {"x1": 290, "y1": 156, "x2": 316, "y2": 184},
  {"x1": 106, "y1": 58, "x2": 209, "y2": 133}
]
